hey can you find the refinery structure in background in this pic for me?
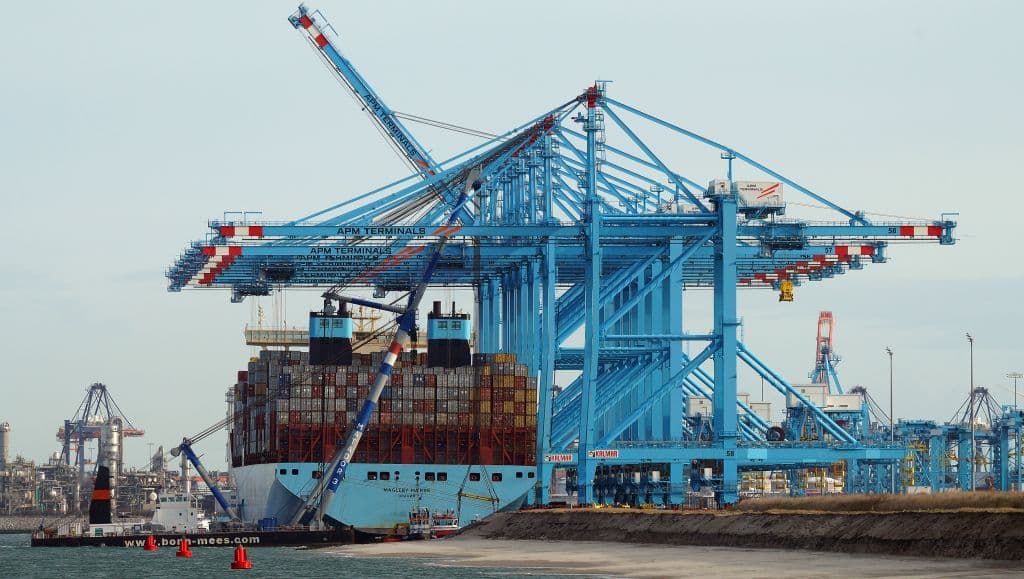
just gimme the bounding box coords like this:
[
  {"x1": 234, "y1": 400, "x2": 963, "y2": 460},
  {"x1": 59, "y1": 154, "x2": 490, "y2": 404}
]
[{"x1": 0, "y1": 383, "x2": 233, "y2": 519}]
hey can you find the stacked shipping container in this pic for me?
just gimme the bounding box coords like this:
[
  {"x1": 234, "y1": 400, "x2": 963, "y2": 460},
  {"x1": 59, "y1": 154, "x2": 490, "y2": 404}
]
[{"x1": 230, "y1": 350, "x2": 538, "y2": 469}]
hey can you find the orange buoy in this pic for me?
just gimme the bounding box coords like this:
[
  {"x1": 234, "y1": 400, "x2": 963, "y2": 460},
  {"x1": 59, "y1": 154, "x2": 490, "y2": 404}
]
[
  {"x1": 230, "y1": 545, "x2": 253, "y2": 569},
  {"x1": 176, "y1": 537, "x2": 193, "y2": 558},
  {"x1": 143, "y1": 535, "x2": 158, "y2": 551}
]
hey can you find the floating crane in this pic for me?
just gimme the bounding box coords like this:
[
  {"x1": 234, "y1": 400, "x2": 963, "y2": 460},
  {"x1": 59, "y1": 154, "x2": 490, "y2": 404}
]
[{"x1": 169, "y1": 416, "x2": 239, "y2": 521}]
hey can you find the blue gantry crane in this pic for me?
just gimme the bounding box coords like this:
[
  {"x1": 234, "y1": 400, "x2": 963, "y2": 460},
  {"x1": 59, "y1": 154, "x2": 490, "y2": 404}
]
[{"x1": 166, "y1": 5, "x2": 965, "y2": 506}]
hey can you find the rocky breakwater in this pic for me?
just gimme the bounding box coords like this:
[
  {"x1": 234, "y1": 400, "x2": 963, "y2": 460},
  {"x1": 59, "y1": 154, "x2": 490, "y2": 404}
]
[{"x1": 0, "y1": 516, "x2": 43, "y2": 533}]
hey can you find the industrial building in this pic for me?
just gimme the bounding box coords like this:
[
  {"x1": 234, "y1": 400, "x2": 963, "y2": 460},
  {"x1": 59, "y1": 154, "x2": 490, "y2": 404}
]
[{"x1": 0, "y1": 384, "x2": 231, "y2": 519}]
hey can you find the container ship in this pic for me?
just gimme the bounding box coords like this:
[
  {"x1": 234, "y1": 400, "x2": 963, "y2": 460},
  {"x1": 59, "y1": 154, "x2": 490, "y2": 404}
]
[{"x1": 230, "y1": 302, "x2": 539, "y2": 534}]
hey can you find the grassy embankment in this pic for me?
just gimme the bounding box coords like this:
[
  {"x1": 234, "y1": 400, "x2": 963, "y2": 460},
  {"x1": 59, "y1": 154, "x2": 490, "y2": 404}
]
[{"x1": 732, "y1": 492, "x2": 1024, "y2": 513}]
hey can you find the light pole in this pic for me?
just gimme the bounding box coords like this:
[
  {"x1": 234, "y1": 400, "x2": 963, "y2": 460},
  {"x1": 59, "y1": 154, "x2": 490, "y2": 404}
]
[
  {"x1": 886, "y1": 347, "x2": 895, "y2": 493},
  {"x1": 1008, "y1": 372, "x2": 1023, "y2": 411},
  {"x1": 1009, "y1": 371, "x2": 1023, "y2": 492},
  {"x1": 966, "y1": 333, "x2": 975, "y2": 492}
]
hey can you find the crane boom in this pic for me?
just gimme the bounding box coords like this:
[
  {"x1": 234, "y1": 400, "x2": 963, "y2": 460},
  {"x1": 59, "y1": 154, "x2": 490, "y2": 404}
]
[
  {"x1": 290, "y1": 169, "x2": 482, "y2": 528},
  {"x1": 170, "y1": 438, "x2": 238, "y2": 520},
  {"x1": 289, "y1": 5, "x2": 439, "y2": 179}
]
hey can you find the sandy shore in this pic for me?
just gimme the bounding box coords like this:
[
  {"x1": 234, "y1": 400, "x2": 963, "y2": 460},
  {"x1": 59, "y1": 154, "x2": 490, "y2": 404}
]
[{"x1": 334, "y1": 537, "x2": 1024, "y2": 577}]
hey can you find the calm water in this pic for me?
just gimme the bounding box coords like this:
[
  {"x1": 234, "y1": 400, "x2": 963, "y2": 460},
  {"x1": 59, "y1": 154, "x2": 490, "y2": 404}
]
[{"x1": 0, "y1": 534, "x2": 586, "y2": 578}]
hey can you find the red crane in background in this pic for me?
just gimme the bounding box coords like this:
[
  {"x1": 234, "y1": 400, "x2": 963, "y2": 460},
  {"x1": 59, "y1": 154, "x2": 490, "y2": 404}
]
[{"x1": 810, "y1": 312, "x2": 843, "y2": 394}]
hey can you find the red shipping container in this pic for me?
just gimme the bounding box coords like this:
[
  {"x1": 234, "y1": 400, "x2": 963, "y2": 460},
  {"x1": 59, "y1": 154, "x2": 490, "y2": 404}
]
[
  {"x1": 515, "y1": 402, "x2": 526, "y2": 415},
  {"x1": 479, "y1": 387, "x2": 491, "y2": 400},
  {"x1": 514, "y1": 375, "x2": 526, "y2": 387},
  {"x1": 238, "y1": 370, "x2": 249, "y2": 382},
  {"x1": 289, "y1": 411, "x2": 301, "y2": 424},
  {"x1": 312, "y1": 385, "x2": 323, "y2": 399},
  {"x1": 425, "y1": 375, "x2": 437, "y2": 387}
]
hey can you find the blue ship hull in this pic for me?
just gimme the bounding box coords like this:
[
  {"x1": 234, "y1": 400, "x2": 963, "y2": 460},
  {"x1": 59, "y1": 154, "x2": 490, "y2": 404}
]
[{"x1": 232, "y1": 462, "x2": 534, "y2": 533}]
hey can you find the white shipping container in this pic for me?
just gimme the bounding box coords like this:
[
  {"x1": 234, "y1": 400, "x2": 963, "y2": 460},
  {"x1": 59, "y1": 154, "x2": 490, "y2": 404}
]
[
  {"x1": 686, "y1": 396, "x2": 712, "y2": 417},
  {"x1": 748, "y1": 402, "x2": 772, "y2": 422},
  {"x1": 824, "y1": 394, "x2": 863, "y2": 411},
  {"x1": 707, "y1": 179, "x2": 730, "y2": 194},
  {"x1": 786, "y1": 384, "x2": 829, "y2": 408}
]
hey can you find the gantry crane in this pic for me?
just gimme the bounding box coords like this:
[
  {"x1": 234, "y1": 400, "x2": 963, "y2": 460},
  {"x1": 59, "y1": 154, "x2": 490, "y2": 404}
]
[
  {"x1": 167, "y1": 5, "x2": 959, "y2": 507},
  {"x1": 57, "y1": 383, "x2": 144, "y2": 489},
  {"x1": 809, "y1": 312, "x2": 843, "y2": 394}
]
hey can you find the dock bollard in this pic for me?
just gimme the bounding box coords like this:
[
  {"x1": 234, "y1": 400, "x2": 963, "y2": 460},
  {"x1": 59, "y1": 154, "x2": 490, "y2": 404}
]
[
  {"x1": 176, "y1": 538, "x2": 193, "y2": 558},
  {"x1": 143, "y1": 535, "x2": 158, "y2": 551},
  {"x1": 230, "y1": 545, "x2": 253, "y2": 569}
]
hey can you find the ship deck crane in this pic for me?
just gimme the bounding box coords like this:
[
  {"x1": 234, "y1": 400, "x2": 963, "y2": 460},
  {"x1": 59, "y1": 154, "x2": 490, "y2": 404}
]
[{"x1": 169, "y1": 416, "x2": 239, "y2": 521}]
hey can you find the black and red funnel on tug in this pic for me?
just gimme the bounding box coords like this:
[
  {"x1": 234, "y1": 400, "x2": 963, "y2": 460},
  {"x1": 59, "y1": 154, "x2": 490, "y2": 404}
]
[{"x1": 88, "y1": 465, "x2": 112, "y2": 525}]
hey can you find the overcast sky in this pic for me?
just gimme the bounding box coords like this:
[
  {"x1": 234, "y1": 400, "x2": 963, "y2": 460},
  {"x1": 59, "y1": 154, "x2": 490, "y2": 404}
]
[{"x1": 1, "y1": 1, "x2": 1021, "y2": 469}]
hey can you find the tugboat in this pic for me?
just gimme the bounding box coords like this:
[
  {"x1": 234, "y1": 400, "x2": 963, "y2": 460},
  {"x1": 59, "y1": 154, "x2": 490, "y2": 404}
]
[
  {"x1": 31, "y1": 465, "x2": 361, "y2": 547},
  {"x1": 429, "y1": 509, "x2": 459, "y2": 538},
  {"x1": 407, "y1": 506, "x2": 432, "y2": 540}
]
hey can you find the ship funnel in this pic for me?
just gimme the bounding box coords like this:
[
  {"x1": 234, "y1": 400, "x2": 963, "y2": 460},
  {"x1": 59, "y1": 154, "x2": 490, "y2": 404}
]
[
  {"x1": 309, "y1": 310, "x2": 354, "y2": 366},
  {"x1": 88, "y1": 465, "x2": 113, "y2": 525},
  {"x1": 426, "y1": 305, "x2": 471, "y2": 368}
]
